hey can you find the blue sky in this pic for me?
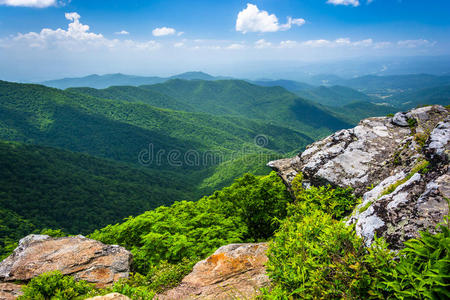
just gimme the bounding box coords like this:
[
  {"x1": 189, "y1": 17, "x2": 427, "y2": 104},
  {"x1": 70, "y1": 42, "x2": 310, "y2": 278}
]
[{"x1": 0, "y1": 0, "x2": 449, "y2": 81}]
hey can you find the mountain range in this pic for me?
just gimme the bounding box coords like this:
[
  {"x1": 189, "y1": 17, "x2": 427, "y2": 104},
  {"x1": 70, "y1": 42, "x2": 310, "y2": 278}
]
[{"x1": 1, "y1": 72, "x2": 449, "y2": 239}]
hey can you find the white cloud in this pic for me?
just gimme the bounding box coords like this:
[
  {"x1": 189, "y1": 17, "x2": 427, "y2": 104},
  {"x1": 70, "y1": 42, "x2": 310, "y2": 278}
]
[
  {"x1": 3, "y1": 12, "x2": 160, "y2": 51},
  {"x1": 353, "y1": 38, "x2": 373, "y2": 47},
  {"x1": 152, "y1": 27, "x2": 176, "y2": 37},
  {"x1": 302, "y1": 39, "x2": 332, "y2": 47},
  {"x1": 397, "y1": 39, "x2": 435, "y2": 48},
  {"x1": 173, "y1": 42, "x2": 184, "y2": 48},
  {"x1": 326, "y1": 0, "x2": 360, "y2": 7},
  {"x1": 254, "y1": 39, "x2": 272, "y2": 49},
  {"x1": 374, "y1": 41, "x2": 391, "y2": 49},
  {"x1": 236, "y1": 3, "x2": 305, "y2": 33},
  {"x1": 300, "y1": 38, "x2": 376, "y2": 48},
  {"x1": 0, "y1": 0, "x2": 56, "y2": 7},
  {"x1": 177, "y1": 32, "x2": 184, "y2": 36},
  {"x1": 226, "y1": 43, "x2": 245, "y2": 50},
  {"x1": 279, "y1": 40, "x2": 298, "y2": 48},
  {"x1": 115, "y1": 30, "x2": 129, "y2": 35}
]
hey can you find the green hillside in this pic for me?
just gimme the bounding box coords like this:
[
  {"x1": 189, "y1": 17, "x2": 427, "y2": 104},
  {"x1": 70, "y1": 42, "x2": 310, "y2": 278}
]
[
  {"x1": 40, "y1": 72, "x2": 223, "y2": 89},
  {"x1": 250, "y1": 79, "x2": 314, "y2": 92},
  {"x1": 139, "y1": 79, "x2": 351, "y2": 137},
  {"x1": 341, "y1": 74, "x2": 450, "y2": 94},
  {"x1": 391, "y1": 85, "x2": 450, "y2": 108},
  {"x1": 0, "y1": 80, "x2": 311, "y2": 167},
  {"x1": 326, "y1": 102, "x2": 397, "y2": 124},
  {"x1": 66, "y1": 86, "x2": 194, "y2": 112},
  {"x1": 296, "y1": 85, "x2": 374, "y2": 107},
  {"x1": 0, "y1": 140, "x2": 199, "y2": 235}
]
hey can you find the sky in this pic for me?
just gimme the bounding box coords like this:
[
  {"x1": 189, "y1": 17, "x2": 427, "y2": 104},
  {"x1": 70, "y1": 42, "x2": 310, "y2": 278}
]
[{"x1": 0, "y1": 0, "x2": 449, "y2": 81}]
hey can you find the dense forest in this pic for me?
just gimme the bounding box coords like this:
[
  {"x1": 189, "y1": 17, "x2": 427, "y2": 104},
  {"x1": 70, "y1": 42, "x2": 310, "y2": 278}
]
[
  {"x1": 13, "y1": 172, "x2": 448, "y2": 299},
  {"x1": 1, "y1": 76, "x2": 449, "y2": 299}
]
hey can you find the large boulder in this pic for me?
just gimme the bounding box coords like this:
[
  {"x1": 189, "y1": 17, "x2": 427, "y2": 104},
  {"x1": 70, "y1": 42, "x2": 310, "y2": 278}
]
[
  {"x1": 86, "y1": 293, "x2": 131, "y2": 300},
  {"x1": 269, "y1": 105, "x2": 449, "y2": 249},
  {"x1": 0, "y1": 235, "x2": 131, "y2": 288},
  {"x1": 160, "y1": 243, "x2": 269, "y2": 299},
  {"x1": 0, "y1": 283, "x2": 23, "y2": 300}
]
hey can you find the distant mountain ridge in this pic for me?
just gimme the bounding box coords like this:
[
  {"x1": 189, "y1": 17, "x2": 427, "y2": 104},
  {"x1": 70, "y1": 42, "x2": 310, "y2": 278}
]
[{"x1": 40, "y1": 71, "x2": 227, "y2": 89}]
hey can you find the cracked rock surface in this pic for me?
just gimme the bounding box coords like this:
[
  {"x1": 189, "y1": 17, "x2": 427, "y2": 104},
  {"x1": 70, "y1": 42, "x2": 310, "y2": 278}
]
[
  {"x1": 159, "y1": 243, "x2": 269, "y2": 300},
  {"x1": 269, "y1": 105, "x2": 449, "y2": 249},
  {"x1": 0, "y1": 235, "x2": 131, "y2": 289}
]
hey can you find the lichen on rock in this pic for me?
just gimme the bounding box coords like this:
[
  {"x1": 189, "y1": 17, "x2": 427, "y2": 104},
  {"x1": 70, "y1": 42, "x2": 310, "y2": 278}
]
[{"x1": 269, "y1": 105, "x2": 449, "y2": 249}]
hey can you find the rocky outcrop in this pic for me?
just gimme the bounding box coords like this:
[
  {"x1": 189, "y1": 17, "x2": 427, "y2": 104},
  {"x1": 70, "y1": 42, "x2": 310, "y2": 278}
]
[
  {"x1": 0, "y1": 235, "x2": 131, "y2": 289},
  {"x1": 86, "y1": 293, "x2": 131, "y2": 300},
  {"x1": 269, "y1": 105, "x2": 449, "y2": 249},
  {"x1": 160, "y1": 243, "x2": 269, "y2": 299},
  {"x1": 0, "y1": 283, "x2": 23, "y2": 300}
]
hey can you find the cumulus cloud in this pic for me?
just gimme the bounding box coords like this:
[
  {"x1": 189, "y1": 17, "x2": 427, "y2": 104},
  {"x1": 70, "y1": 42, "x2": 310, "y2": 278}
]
[
  {"x1": 397, "y1": 39, "x2": 435, "y2": 48},
  {"x1": 279, "y1": 40, "x2": 298, "y2": 48},
  {"x1": 115, "y1": 30, "x2": 129, "y2": 35},
  {"x1": 302, "y1": 39, "x2": 332, "y2": 47},
  {"x1": 152, "y1": 27, "x2": 176, "y2": 37},
  {"x1": 326, "y1": 0, "x2": 360, "y2": 7},
  {"x1": 0, "y1": 0, "x2": 57, "y2": 7},
  {"x1": 226, "y1": 43, "x2": 245, "y2": 50},
  {"x1": 254, "y1": 39, "x2": 272, "y2": 49},
  {"x1": 236, "y1": 3, "x2": 305, "y2": 33},
  {"x1": 300, "y1": 38, "x2": 376, "y2": 48},
  {"x1": 3, "y1": 12, "x2": 160, "y2": 51}
]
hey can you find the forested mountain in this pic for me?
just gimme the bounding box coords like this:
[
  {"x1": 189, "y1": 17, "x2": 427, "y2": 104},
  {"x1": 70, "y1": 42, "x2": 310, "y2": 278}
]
[
  {"x1": 339, "y1": 74, "x2": 450, "y2": 94},
  {"x1": 295, "y1": 85, "x2": 375, "y2": 107},
  {"x1": 326, "y1": 102, "x2": 397, "y2": 124},
  {"x1": 0, "y1": 140, "x2": 198, "y2": 235},
  {"x1": 40, "y1": 72, "x2": 224, "y2": 89},
  {"x1": 249, "y1": 79, "x2": 314, "y2": 93},
  {"x1": 139, "y1": 79, "x2": 351, "y2": 136},
  {"x1": 66, "y1": 86, "x2": 195, "y2": 112},
  {"x1": 0, "y1": 80, "x2": 311, "y2": 168},
  {"x1": 390, "y1": 85, "x2": 450, "y2": 108}
]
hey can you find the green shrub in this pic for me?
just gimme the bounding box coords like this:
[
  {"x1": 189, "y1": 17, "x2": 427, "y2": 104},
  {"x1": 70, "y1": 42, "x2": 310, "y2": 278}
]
[
  {"x1": 291, "y1": 173, "x2": 358, "y2": 220},
  {"x1": 265, "y1": 211, "x2": 373, "y2": 299},
  {"x1": 146, "y1": 257, "x2": 197, "y2": 292},
  {"x1": 90, "y1": 172, "x2": 291, "y2": 273},
  {"x1": 374, "y1": 219, "x2": 450, "y2": 299},
  {"x1": 18, "y1": 271, "x2": 95, "y2": 300}
]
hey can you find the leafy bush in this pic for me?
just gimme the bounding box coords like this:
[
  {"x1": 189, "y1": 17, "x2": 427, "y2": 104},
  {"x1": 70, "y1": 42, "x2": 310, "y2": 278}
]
[
  {"x1": 90, "y1": 172, "x2": 291, "y2": 273},
  {"x1": 291, "y1": 173, "x2": 358, "y2": 220},
  {"x1": 265, "y1": 210, "x2": 374, "y2": 299},
  {"x1": 18, "y1": 271, "x2": 95, "y2": 300},
  {"x1": 372, "y1": 220, "x2": 450, "y2": 299}
]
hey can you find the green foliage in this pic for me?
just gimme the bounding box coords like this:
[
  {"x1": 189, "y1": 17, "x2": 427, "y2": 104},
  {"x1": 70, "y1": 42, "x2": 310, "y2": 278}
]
[
  {"x1": 146, "y1": 258, "x2": 197, "y2": 293},
  {"x1": 0, "y1": 208, "x2": 35, "y2": 260},
  {"x1": 105, "y1": 274, "x2": 156, "y2": 300},
  {"x1": 0, "y1": 80, "x2": 309, "y2": 166},
  {"x1": 139, "y1": 79, "x2": 350, "y2": 137},
  {"x1": 265, "y1": 211, "x2": 373, "y2": 299},
  {"x1": 414, "y1": 131, "x2": 430, "y2": 148},
  {"x1": 0, "y1": 140, "x2": 197, "y2": 235},
  {"x1": 381, "y1": 160, "x2": 430, "y2": 197},
  {"x1": 89, "y1": 172, "x2": 291, "y2": 273},
  {"x1": 291, "y1": 173, "x2": 358, "y2": 220},
  {"x1": 39, "y1": 229, "x2": 67, "y2": 238},
  {"x1": 18, "y1": 271, "x2": 95, "y2": 300},
  {"x1": 326, "y1": 101, "x2": 398, "y2": 125},
  {"x1": 372, "y1": 220, "x2": 450, "y2": 299},
  {"x1": 295, "y1": 85, "x2": 374, "y2": 107},
  {"x1": 407, "y1": 117, "x2": 418, "y2": 128}
]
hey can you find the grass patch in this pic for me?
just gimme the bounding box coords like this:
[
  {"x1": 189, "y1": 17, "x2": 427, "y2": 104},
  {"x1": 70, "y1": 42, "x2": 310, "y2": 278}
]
[
  {"x1": 380, "y1": 160, "x2": 430, "y2": 197},
  {"x1": 358, "y1": 201, "x2": 373, "y2": 214}
]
